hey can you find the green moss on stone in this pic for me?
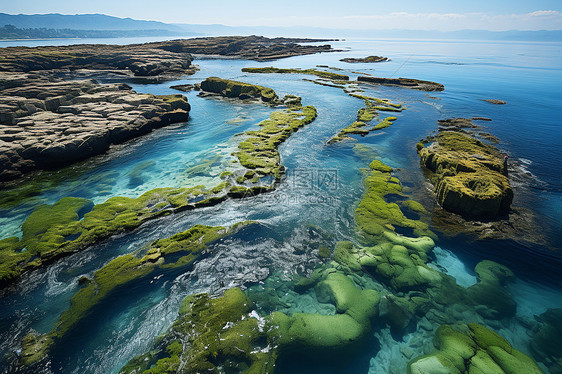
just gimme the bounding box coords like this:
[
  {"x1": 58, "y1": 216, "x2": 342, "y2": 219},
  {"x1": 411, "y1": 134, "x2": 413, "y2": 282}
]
[
  {"x1": 200, "y1": 77, "x2": 280, "y2": 104},
  {"x1": 408, "y1": 323, "x2": 544, "y2": 374},
  {"x1": 418, "y1": 130, "x2": 513, "y2": 217},
  {"x1": 20, "y1": 223, "x2": 252, "y2": 365}
]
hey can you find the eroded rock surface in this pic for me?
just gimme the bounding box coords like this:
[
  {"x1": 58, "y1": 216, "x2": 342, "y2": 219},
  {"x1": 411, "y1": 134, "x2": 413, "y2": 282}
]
[{"x1": 0, "y1": 72, "x2": 190, "y2": 183}]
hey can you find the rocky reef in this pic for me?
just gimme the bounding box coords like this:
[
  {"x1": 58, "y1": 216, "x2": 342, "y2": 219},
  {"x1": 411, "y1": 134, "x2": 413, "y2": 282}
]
[
  {"x1": 340, "y1": 56, "x2": 389, "y2": 63},
  {"x1": 200, "y1": 77, "x2": 280, "y2": 104},
  {"x1": 0, "y1": 72, "x2": 190, "y2": 183},
  {"x1": 242, "y1": 66, "x2": 349, "y2": 81},
  {"x1": 0, "y1": 79, "x2": 317, "y2": 288},
  {"x1": 115, "y1": 158, "x2": 536, "y2": 373},
  {"x1": 417, "y1": 128, "x2": 512, "y2": 218},
  {"x1": 358, "y1": 75, "x2": 444, "y2": 91},
  {"x1": 20, "y1": 223, "x2": 252, "y2": 366},
  {"x1": 328, "y1": 93, "x2": 402, "y2": 143},
  {"x1": 408, "y1": 323, "x2": 544, "y2": 374}
]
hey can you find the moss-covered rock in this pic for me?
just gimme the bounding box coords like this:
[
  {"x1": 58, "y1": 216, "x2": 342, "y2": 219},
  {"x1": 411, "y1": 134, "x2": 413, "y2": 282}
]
[
  {"x1": 418, "y1": 130, "x2": 513, "y2": 217},
  {"x1": 20, "y1": 222, "x2": 252, "y2": 367},
  {"x1": 236, "y1": 105, "x2": 317, "y2": 180},
  {"x1": 328, "y1": 94, "x2": 402, "y2": 143},
  {"x1": 200, "y1": 77, "x2": 280, "y2": 104},
  {"x1": 408, "y1": 323, "x2": 544, "y2": 374},
  {"x1": 121, "y1": 287, "x2": 276, "y2": 374},
  {"x1": 355, "y1": 160, "x2": 435, "y2": 242}
]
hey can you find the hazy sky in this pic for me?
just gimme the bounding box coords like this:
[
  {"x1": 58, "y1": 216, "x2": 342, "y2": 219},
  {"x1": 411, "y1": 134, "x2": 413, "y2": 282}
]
[{"x1": 3, "y1": 0, "x2": 562, "y2": 31}]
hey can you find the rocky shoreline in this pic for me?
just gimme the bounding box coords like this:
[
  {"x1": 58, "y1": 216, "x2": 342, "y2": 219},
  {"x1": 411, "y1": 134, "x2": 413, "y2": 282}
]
[
  {"x1": 0, "y1": 72, "x2": 190, "y2": 184},
  {"x1": 0, "y1": 36, "x2": 337, "y2": 185}
]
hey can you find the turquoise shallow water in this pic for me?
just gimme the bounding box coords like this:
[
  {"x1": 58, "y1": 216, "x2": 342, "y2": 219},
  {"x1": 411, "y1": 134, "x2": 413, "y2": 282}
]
[{"x1": 0, "y1": 37, "x2": 561, "y2": 373}]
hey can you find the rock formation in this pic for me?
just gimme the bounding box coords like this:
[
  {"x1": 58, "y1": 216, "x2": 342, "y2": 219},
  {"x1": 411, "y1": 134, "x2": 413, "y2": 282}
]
[
  {"x1": 358, "y1": 76, "x2": 444, "y2": 91},
  {"x1": 340, "y1": 55, "x2": 389, "y2": 63},
  {"x1": 0, "y1": 72, "x2": 190, "y2": 183}
]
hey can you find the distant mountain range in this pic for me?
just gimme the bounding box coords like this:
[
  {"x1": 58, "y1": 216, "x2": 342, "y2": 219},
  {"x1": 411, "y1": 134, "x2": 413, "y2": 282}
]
[{"x1": 1, "y1": 13, "x2": 561, "y2": 42}]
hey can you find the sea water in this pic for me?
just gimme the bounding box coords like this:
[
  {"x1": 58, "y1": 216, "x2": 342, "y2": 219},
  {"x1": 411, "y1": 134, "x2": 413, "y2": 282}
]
[{"x1": 0, "y1": 37, "x2": 561, "y2": 373}]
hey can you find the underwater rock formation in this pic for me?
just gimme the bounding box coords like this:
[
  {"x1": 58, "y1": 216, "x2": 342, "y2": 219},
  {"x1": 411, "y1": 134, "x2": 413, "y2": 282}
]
[
  {"x1": 407, "y1": 323, "x2": 544, "y2": 374},
  {"x1": 0, "y1": 72, "x2": 190, "y2": 183},
  {"x1": 340, "y1": 56, "x2": 389, "y2": 63},
  {"x1": 530, "y1": 308, "x2": 562, "y2": 373},
  {"x1": 19, "y1": 223, "x2": 251, "y2": 367},
  {"x1": 417, "y1": 130, "x2": 513, "y2": 218},
  {"x1": 357, "y1": 75, "x2": 444, "y2": 91}
]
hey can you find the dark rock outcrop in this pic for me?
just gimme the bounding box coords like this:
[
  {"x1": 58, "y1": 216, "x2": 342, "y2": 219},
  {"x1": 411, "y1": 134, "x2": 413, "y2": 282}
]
[
  {"x1": 358, "y1": 75, "x2": 444, "y2": 91},
  {"x1": 340, "y1": 55, "x2": 389, "y2": 63},
  {"x1": 0, "y1": 72, "x2": 190, "y2": 183}
]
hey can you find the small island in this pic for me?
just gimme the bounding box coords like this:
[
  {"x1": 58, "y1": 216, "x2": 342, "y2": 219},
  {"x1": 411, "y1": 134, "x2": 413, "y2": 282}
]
[{"x1": 340, "y1": 55, "x2": 389, "y2": 63}]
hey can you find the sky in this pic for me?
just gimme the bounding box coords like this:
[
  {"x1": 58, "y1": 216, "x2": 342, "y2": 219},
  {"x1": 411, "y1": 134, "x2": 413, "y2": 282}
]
[{"x1": 2, "y1": 0, "x2": 562, "y2": 31}]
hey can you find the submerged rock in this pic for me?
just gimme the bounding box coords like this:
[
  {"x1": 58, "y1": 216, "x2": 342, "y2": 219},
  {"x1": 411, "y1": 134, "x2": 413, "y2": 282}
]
[
  {"x1": 530, "y1": 308, "x2": 562, "y2": 373},
  {"x1": 407, "y1": 323, "x2": 544, "y2": 374}
]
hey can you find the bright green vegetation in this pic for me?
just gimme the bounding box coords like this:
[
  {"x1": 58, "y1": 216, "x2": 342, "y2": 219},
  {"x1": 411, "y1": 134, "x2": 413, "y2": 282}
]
[
  {"x1": 20, "y1": 223, "x2": 252, "y2": 366},
  {"x1": 121, "y1": 268, "x2": 381, "y2": 373},
  {"x1": 418, "y1": 130, "x2": 513, "y2": 217},
  {"x1": 328, "y1": 94, "x2": 402, "y2": 143},
  {"x1": 236, "y1": 106, "x2": 317, "y2": 180},
  {"x1": 200, "y1": 77, "x2": 280, "y2": 104},
  {"x1": 372, "y1": 116, "x2": 397, "y2": 130},
  {"x1": 242, "y1": 67, "x2": 349, "y2": 81},
  {"x1": 408, "y1": 323, "x2": 544, "y2": 374},
  {"x1": 0, "y1": 185, "x2": 232, "y2": 287},
  {"x1": 270, "y1": 271, "x2": 380, "y2": 353},
  {"x1": 118, "y1": 151, "x2": 525, "y2": 373},
  {"x1": 1, "y1": 79, "x2": 317, "y2": 288},
  {"x1": 121, "y1": 287, "x2": 276, "y2": 374},
  {"x1": 355, "y1": 160, "x2": 435, "y2": 242}
]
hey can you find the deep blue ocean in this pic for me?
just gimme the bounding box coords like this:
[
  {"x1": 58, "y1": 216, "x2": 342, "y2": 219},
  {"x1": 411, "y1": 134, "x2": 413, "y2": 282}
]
[{"x1": 0, "y1": 36, "x2": 560, "y2": 373}]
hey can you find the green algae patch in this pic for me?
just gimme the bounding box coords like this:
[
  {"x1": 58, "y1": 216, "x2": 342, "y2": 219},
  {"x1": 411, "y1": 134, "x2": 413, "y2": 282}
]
[
  {"x1": 355, "y1": 160, "x2": 435, "y2": 242},
  {"x1": 200, "y1": 76, "x2": 280, "y2": 104},
  {"x1": 120, "y1": 287, "x2": 276, "y2": 374},
  {"x1": 328, "y1": 94, "x2": 402, "y2": 144},
  {"x1": 418, "y1": 130, "x2": 513, "y2": 218},
  {"x1": 20, "y1": 222, "x2": 252, "y2": 367},
  {"x1": 236, "y1": 105, "x2": 317, "y2": 180},
  {"x1": 407, "y1": 323, "x2": 544, "y2": 374},
  {"x1": 242, "y1": 66, "x2": 349, "y2": 81}
]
